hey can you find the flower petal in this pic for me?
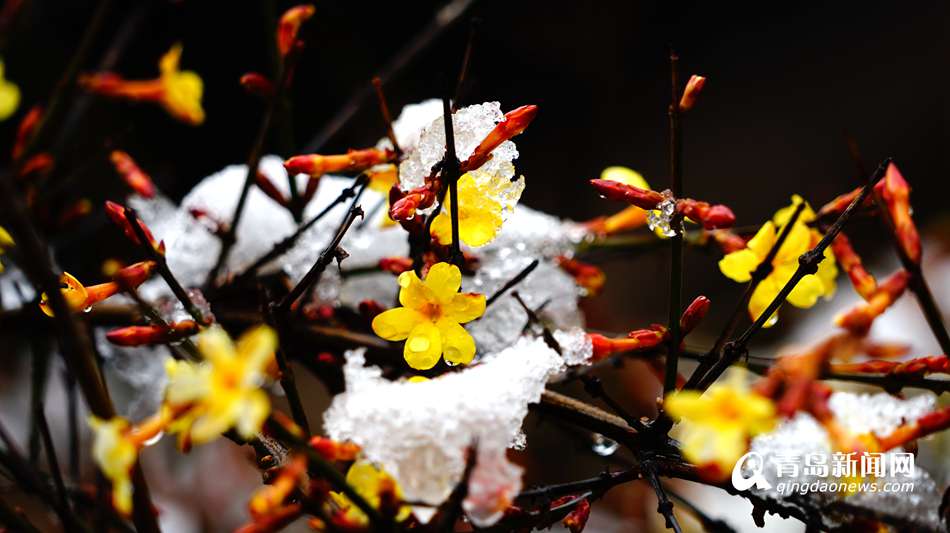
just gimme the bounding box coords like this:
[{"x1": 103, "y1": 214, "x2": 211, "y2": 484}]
[
  {"x1": 749, "y1": 275, "x2": 781, "y2": 328},
  {"x1": 423, "y1": 262, "x2": 462, "y2": 303},
  {"x1": 236, "y1": 325, "x2": 278, "y2": 375},
  {"x1": 235, "y1": 389, "x2": 270, "y2": 440},
  {"x1": 459, "y1": 208, "x2": 502, "y2": 247},
  {"x1": 372, "y1": 307, "x2": 426, "y2": 341},
  {"x1": 445, "y1": 292, "x2": 486, "y2": 323},
  {"x1": 197, "y1": 326, "x2": 238, "y2": 367},
  {"x1": 786, "y1": 273, "x2": 827, "y2": 309},
  {"x1": 397, "y1": 270, "x2": 434, "y2": 310},
  {"x1": 436, "y1": 319, "x2": 476, "y2": 366},
  {"x1": 404, "y1": 321, "x2": 442, "y2": 370},
  {"x1": 718, "y1": 249, "x2": 759, "y2": 283},
  {"x1": 746, "y1": 221, "x2": 777, "y2": 258}
]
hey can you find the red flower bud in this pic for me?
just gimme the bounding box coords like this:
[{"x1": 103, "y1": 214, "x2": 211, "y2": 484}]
[
  {"x1": 12, "y1": 105, "x2": 43, "y2": 161},
  {"x1": 462, "y1": 104, "x2": 538, "y2": 172},
  {"x1": 255, "y1": 171, "x2": 288, "y2": 207},
  {"x1": 308, "y1": 436, "x2": 359, "y2": 462},
  {"x1": 58, "y1": 198, "x2": 92, "y2": 226},
  {"x1": 110, "y1": 150, "x2": 155, "y2": 198},
  {"x1": 831, "y1": 233, "x2": 877, "y2": 300},
  {"x1": 556, "y1": 256, "x2": 606, "y2": 296},
  {"x1": 104, "y1": 201, "x2": 165, "y2": 254},
  {"x1": 562, "y1": 498, "x2": 591, "y2": 533},
  {"x1": 879, "y1": 163, "x2": 921, "y2": 264},
  {"x1": 379, "y1": 257, "x2": 414, "y2": 275},
  {"x1": 106, "y1": 320, "x2": 199, "y2": 346},
  {"x1": 711, "y1": 229, "x2": 748, "y2": 254},
  {"x1": 284, "y1": 148, "x2": 393, "y2": 179},
  {"x1": 17, "y1": 152, "x2": 54, "y2": 180},
  {"x1": 113, "y1": 260, "x2": 157, "y2": 289},
  {"x1": 589, "y1": 325, "x2": 668, "y2": 361},
  {"x1": 240, "y1": 72, "x2": 275, "y2": 98},
  {"x1": 276, "y1": 5, "x2": 315, "y2": 57},
  {"x1": 679, "y1": 295, "x2": 711, "y2": 335},
  {"x1": 676, "y1": 199, "x2": 735, "y2": 229},
  {"x1": 389, "y1": 185, "x2": 436, "y2": 221},
  {"x1": 678, "y1": 75, "x2": 706, "y2": 112},
  {"x1": 835, "y1": 269, "x2": 910, "y2": 335},
  {"x1": 589, "y1": 178, "x2": 664, "y2": 210}
]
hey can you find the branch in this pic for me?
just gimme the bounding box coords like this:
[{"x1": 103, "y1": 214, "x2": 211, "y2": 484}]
[{"x1": 664, "y1": 49, "x2": 684, "y2": 396}]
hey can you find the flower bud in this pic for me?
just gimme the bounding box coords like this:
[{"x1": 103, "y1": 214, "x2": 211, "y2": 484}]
[
  {"x1": 462, "y1": 104, "x2": 538, "y2": 172},
  {"x1": 378, "y1": 257, "x2": 414, "y2": 275},
  {"x1": 835, "y1": 269, "x2": 910, "y2": 335},
  {"x1": 676, "y1": 199, "x2": 735, "y2": 229},
  {"x1": 679, "y1": 295, "x2": 711, "y2": 335},
  {"x1": 240, "y1": 72, "x2": 274, "y2": 98},
  {"x1": 588, "y1": 325, "x2": 668, "y2": 361},
  {"x1": 17, "y1": 152, "x2": 54, "y2": 179},
  {"x1": 562, "y1": 498, "x2": 591, "y2": 533},
  {"x1": 589, "y1": 178, "x2": 664, "y2": 210},
  {"x1": 389, "y1": 185, "x2": 436, "y2": 221},
  {"x1": 556, "y1": 256, "x2": 605, "y2": 296},
  {"x1": 110, "y1": 150, "x2": 155, "y2": 198},
  {"x1": 113, "y1": 260, "x2": 157, "y2": 289},
  {"x1": 39, "y1": 272, "x2": 123, "y2": 317},
  {"x1": 104, "y1": 201, "x2": 165, "y2": 254},
  {"x1": 277, "y1": 5, "x2": 315, "y2": 57},
  {"x1": 58, "y1": 198, "x2": 92, "y2": 226},
  {"x1": 879, "y1": 163, "x2": 921, "y2": 264},
  {"x1": 711, "y1": 229, "x2": 747, "y2": 254},
  {"x1": 284, "y1": 148, "x2": 393, "y2": 179},
  {"x1": 831, "y1": 233, "x2": 876, "y2": 300},
  {"x1": 308, "y1": 436, "x2": 360, "y2": 462},
  {"x1": 678, "y1": 75, "x2": 706, "y2": 111},
  {"x1": 12, "y1": 105, "x2": 42, "y2": 160},
  {"x1": 106, "y1": 320, "x2": 199, "y2": 346}
]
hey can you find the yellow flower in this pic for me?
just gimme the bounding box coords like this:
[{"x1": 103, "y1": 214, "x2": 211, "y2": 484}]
[
  {"x1": 157, "y1": 43, "x2": 205, "y2": 126},
  {"x1": 164, "y1": 325, "x2": 276, "y2": 445},
  {"x1": 331, "y1": 461, "x2": 411, "y2": 524},
  {"x1": 371, "y1": 262, "x2": 485, "y2": 370},
  {"x1": 665, "y1": 373, "x2": 777, "y2": 478},
  {"x1": 0, "y1": 59, "x2": 20, "y2": 121},
  {"x1": 718, "y1": 195, "x2": 837, "y2": 327},
  {"x1": 38, "y1": 272, "x2": 124, "y2": 317},
  {"x1": 89, "y1": 410, "x2": 169, "y2": 516},
  {"x1": 431, "y1": 173, "x2": 504, "y2": 248},
  {"x1": 0, "y1": 225, "x2": 14, "y2": 273}
]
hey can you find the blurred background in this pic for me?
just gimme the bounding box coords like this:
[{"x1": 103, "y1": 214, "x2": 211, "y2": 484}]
[{"x1": 0, "y1": 0, "x2": 947, "y2": 531}]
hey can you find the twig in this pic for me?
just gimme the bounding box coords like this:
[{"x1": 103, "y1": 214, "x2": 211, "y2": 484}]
[
  {"x1": 665, "y1": 485, "x2": 737, "y2": 533},
  {"x1": 441, "y1": 95, "x2": 463, "y2": 265},
  {"x1": 683, "y1": 202, "x2": 806, "y2": 390},
  {"x1": 0, "y1": 171, "x2": 160, "y2": 533},
  {"x1": 485, "y1": 259, "x2": 539, "y2": 306},
  {"x1": 34, "y1": 403, "x2": 72, "y2": 529},
  {"x1": 229, "y1": 174, "x2": 369, "y2": 285},
  {"x1": 452, "y1": 18, "x2": 479, "y2": 111},
  {"x1": 261, "y1": 287, "x2": 311, "y2": 435},
  {"x1": 642, "y1": 459, "x2": 683, "y2": 533},
  {"x1": 275, "y1": 205, "x2": 364, "y2": 314},
  {"x1": 209, "y1": 43, "x2": 304, "y2": 285},
  {"x1": 301, "y1": 0, "x2": 477, "y2": 152},
  {"x1": 125, "y1": 207, "x2": 208, "y2": 325},
  {"x1": 372, "y1": 77, "x2": 401, "y2": 156},
  {"x1": 664, "y1": 49, "x2": 684, "y2": 396},
  {"x1": 694, "y1": 158, "x2": 892, "y2": 391}
]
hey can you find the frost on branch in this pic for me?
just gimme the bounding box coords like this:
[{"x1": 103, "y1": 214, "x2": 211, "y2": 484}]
[
  {"x1": 323, "y1": 335, "x2": 587, "y2": 525},
  {"x1": 744, "y1": 391, "x2": 942, "y2": 531}
]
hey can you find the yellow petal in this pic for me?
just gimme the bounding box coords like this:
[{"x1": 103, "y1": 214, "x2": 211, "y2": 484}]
[
  {"x1": 0, "y1": 226, "x2": 13, "y2": 250},
  {"x1": 746, "y1": 221, "x2": 777, "y2": 258},
  {"x1": 164, "y1": 358, "x2": 211, "y2": 405},
  {"x1": 163, "y1": 71, "x2": 205, "y2": 125},
  {"x1": 0, "y1": 77, "x2": 20, "y2": 121},
  {"x1": 430, "y1": 211, "x2": 453, "y2": 245},
  {"x1": 600, "y1": 166, "x2": 649, "y2": 189},
  {"x1": 773, "y1": 194, "x2": 816, "y2": 226},
  {"x1": 459, "y1": 207, "x2": 502, "y2": 247},
  {"x1": 113, "y1": 476, "x2": 133, "y2": 516},
  {"x1": 197, "y1": 326, "x2": 238, "y2": 367},
  {"x1": 159, "y1": 44, "x2": 183, "y2": 76},
  {"x1": 718, "y1": 249, "x2": 759, "y2": 283},
  {"x1": 444, "y1": 292, "x2": 486, "y2": 324},
  {"x1": 423, "y1": 262, "x2": 462, "y2": 303},
  {"x1": 397, "y1": 270, "x2": 434, "y2": 310},
  {"x1": 786, "y1": 273, "x2": 826, "y2": 309},
  {"x1": 749, "y1": 275, "x2": 781, "y2": 328},
  {"x1": 436, "y1": 319, "x2": 476, "y2": 366},
  {"x1": 664, "y1": 391, "x2": 710, "y2": 420},
  {"x1": 235, "y1": 389, "x2": 270, "y2": 440},
  {"x1": 774, "y1": 220, "x2": 811, "y2": 264},
  {"x1": 372, "y1": 307, "x2": 426, "y2": 341},
  {"x1": 712, "y1": 424, "x2": 748, "y2": 474},
  {"x1": 816, "y1": 245, "x2": 838, "y2": 297},
  {"x1": 404, "y1": 321, "x2": 442, "y2": 370},
  {"x1": 236, "y1": 325, "x2": 278, "y2": 375}
]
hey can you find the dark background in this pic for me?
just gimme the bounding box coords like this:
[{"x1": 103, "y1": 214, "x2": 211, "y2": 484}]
[{"x1": 1, "y1": 0, "x2": 947, "y2": 336}]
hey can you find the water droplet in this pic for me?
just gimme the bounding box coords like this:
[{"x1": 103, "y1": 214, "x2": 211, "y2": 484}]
[
  {"x1": 83, "y1": 306, "x2": 92, "y2": 313},
  {"x1": 143, "y1": 430, "x2": 164, "y2": 447},
  {"x1": 591, "y1": 433, "x2": 619, "y2": 456},
  {"x1": 445, "y1": 359, "x2": 458, "y2": 367}
]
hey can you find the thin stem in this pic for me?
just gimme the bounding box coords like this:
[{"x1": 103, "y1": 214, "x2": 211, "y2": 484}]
[
  {"x1": 210, "y1": 44, "x2": 303, "y2": 285},
  {"x1": 230, "y1": 175, "x2": 369, "y2": 285},
  {"x1": 372, "y1": 77, "x2": 401, "y2": 156},
  {"x1": 643, "y1": 460, "x2": 683, "y2": 533},
  {"x1": 664, "y1": 49, "x2": 683, "y2": 396},
  {"x1": 301, "y1": 0, "x2": 477, "y2": 152},
  {"x1": 0, "y1": 171, "x2": 160, "y2": 533},
  {"x1": 485, "y1": 259, "x2": 539, "y2": 306},
  {"x1": 35, "y1": 404, "x2": 72, "y2": 528},
  {"x1": 683, "y1": 202, "x2": 806, "y2": 390},
  {"x1": 276, "y1": 205, "x2": 364, "y2": 314},
  {"x1": 125, "y1": 207, "x2": 207, "y2": 325},
  {"x1": 441, "y1": 95, "x2": 462, "y2": 264},
  {"x1": 452, "y1": 18, "x2": 479, "y2": 111},
  {"x1": 694, "y1": 158, "x2": 891, "y2": 391}
]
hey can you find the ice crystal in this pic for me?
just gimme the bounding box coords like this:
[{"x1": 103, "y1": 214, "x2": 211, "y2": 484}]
[
  {"x1": 399, "y1": 102, "x2": 524, "y2": 220},
  {"x1": 323, "y1": 336, "x2": 573, "y2": 524},
  {"x1": 376, "y1": 98, "x2": 443, "y2": 153},
  {"x1": 647, "y1": 189, "x2": 677, "y2": 237}
]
